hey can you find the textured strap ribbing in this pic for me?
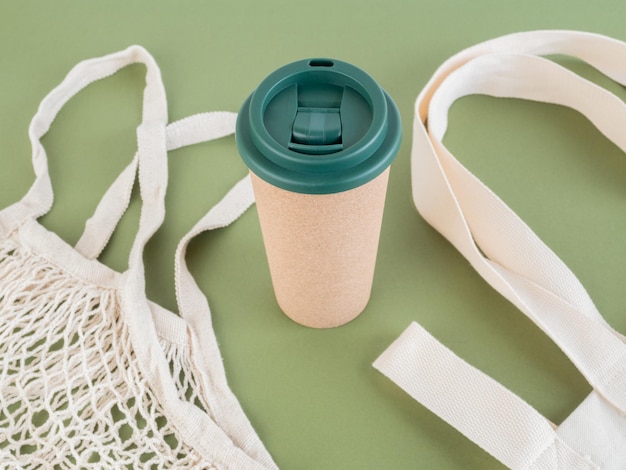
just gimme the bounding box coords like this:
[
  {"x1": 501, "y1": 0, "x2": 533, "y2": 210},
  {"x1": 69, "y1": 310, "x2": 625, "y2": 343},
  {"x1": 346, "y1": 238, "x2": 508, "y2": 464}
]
[
  {"x1": 376, "y1": 30, "x2": 626, "y2": 469},
  {"x1": 74, "y1": 156, "x2": 138, "y2": 260},
  {"x1": 413, "y1": 30, "x2": 626, "y2": 411},
  {"x1": 174, "y1": 175, "x2": 254, "y2": 330},
  {"x1": 26, "y1": 46, "x2": 167, "y2": 229},
  {"x1": 173, "y1": 175, "x2": 263, "y2": 461},
  {"x1": 0, "y1": 45, "x2": 170, "y2": 270},
  {"x1": 374, "y1": 323, "x2": 597, "y2": 470},
  {"x1": 75, "y1": 112, "x2": 238, "y2": 260}
]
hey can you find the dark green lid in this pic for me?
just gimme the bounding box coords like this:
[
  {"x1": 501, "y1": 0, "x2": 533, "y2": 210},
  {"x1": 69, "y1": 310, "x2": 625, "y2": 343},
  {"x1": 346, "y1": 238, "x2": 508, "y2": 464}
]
[{"x1": 236, "y1": 58, "x2": 401, "y2": 194}]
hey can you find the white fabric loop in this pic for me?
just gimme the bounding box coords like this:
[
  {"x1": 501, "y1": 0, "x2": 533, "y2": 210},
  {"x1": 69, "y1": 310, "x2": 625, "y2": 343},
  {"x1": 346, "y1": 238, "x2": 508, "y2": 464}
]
[
  {"x1": 374, "y1": 323, "x2": 597, "y2": 470},
  {"x1": 75, "y1": 111, "x2": 238, "y2": 261},
  {"x1": 377, "y1": 30, "x2": 626, "y2": 469},
  {"x1": 74, "y1": 156, "x2": 138, "y2": 260},
  {"x1": 418, "y1": 38, "x2": 626, "y2": 411},
  {"x1": 23, "y1": 46, "x2": 167, "y2": 224}
]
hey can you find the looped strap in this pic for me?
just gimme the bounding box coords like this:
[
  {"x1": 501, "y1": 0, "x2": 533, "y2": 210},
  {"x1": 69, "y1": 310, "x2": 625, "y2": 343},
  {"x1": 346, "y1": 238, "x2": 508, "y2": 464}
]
[{"x1": 376, "y1": 30, "x2": 626, "y2": 469}]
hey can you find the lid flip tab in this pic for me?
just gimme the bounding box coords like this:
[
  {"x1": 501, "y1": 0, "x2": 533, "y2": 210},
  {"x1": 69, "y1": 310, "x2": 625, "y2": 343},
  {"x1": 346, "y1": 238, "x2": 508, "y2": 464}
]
[{"x1": 290, "y1": 107, "x2": 342, "y2": 154}]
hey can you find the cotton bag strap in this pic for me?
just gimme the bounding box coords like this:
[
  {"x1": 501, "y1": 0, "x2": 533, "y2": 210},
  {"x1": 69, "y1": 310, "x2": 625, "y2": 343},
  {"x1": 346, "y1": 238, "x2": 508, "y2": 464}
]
[
  {"x1": 374, "y1": 323, "x2": 596, "y2": 469},
  {"x1": 375, "y1": 30, "x2": 626, "y2": 469},
  {"x1": 0, "y1": 44, "x2": 169, "y2": 269},
  {"x1": 74, "y1": 111, "x2": 238, "y2": 260}
]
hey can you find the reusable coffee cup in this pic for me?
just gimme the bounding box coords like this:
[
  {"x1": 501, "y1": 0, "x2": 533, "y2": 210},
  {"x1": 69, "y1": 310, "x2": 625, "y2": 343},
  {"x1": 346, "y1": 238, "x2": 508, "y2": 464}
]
[{"x1": 236, "y1": 58, "x2": 401, "y2": 328}]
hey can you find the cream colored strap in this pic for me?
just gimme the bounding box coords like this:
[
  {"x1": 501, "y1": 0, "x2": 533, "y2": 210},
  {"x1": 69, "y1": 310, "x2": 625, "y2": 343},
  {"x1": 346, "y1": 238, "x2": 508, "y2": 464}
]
[
  {"x1": 0, "y1": 45, "x2": 170, "y2": 269},
  {"x1": 174, "y1": 174, "x2": 254, "y2": 331},
  {"x1": 20, "y1": 46, "x2": 168, "y2": 230},
  {"x1": 75, "y1": 112, "x2": 238, "y2": 259},
  {"x1": 172, "y1": 175, "x2": 270, "y2": 464},
  {"x1": 75, "y1": 110, "x2": 263, "y2": 461},
  {"x1": 414, "y1": 31, "x2": 626, "y2": 410},
  {"x1": 374, "y1": 323, "x2": 597, "y2": 469},
  {"x1": 376, "y1": 30, "x2": 626, "y2": 469},
  {"x1": 167, "y1": 114, "x2": 271, "y2": 466},
  {"x1": 74, "y1": 156, "x2": 137, "y2": 259}
]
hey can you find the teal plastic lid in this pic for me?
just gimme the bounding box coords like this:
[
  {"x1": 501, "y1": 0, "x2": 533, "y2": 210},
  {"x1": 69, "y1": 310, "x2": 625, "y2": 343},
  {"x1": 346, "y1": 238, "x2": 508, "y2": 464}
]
[{"x1": 236, "y1": 58, "x2": 401, "y2": 194}]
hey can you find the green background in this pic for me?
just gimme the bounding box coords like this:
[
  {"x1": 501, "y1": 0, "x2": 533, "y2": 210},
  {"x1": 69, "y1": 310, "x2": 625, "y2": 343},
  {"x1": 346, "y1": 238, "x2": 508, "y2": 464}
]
[{"x1": 2, "y1": 1, "x2": 626, "y2": 468}]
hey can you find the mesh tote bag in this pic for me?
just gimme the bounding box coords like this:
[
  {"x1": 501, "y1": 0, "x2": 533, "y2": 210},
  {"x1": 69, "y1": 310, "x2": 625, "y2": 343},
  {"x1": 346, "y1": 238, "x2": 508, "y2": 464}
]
[
  {"x1": 0, "y1": 46, "x2": 276, "y2": 469},
  {"x1": 374, "y1": 31, "x2": 626, "y2": 469}
]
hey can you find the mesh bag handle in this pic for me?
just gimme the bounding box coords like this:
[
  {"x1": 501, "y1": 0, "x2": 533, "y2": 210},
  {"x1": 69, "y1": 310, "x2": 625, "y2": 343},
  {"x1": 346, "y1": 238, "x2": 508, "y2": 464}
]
[{"x1": 0, "y1": 45, "x2": 169, "y2": 275}]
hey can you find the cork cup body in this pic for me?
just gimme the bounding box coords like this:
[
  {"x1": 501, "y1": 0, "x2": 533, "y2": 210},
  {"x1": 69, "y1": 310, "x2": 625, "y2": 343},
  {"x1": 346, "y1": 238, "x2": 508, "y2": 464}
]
[
  {"x1": 250, "y1": 168, "x2": 390, "y2": 328},
  {"x1": 237, "y1": 58, "x2": 401, "y2": 328}
]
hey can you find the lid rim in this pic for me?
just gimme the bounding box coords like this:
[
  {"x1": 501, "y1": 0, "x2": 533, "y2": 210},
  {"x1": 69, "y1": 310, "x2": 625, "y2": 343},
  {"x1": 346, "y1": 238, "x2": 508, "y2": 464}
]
[
  {"x1": 236, "y1": 58, "x2": 402, "y2": 194},
  {"x1": 248, "y1": 59, "x2": 389, "y2": 174},
  {"x1": 237, "y1": 90, "x2": 401, "y2": 195}
]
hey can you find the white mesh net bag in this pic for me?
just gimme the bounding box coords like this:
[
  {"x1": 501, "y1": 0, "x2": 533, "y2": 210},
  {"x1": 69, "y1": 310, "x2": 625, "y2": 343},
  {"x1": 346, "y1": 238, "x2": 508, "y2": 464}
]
[{"x1": 0, "y1": 46, "x2": 276, "y2": 469}]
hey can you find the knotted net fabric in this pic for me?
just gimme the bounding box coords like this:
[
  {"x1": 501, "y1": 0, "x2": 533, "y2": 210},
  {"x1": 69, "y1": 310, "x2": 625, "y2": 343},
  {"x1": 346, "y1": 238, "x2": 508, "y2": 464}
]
[
  {"x1": 0, "y1": 46, "x2": 276, "y2": 469},
  {"x1": 0, "y1": 236, "x2": 206, "y2": 467},
  {"x1": 374, "y1": 30, "x2": 626, "y2": 469}
]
